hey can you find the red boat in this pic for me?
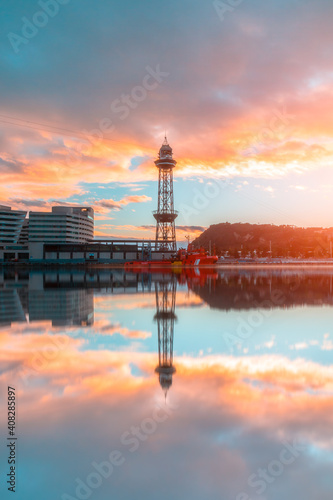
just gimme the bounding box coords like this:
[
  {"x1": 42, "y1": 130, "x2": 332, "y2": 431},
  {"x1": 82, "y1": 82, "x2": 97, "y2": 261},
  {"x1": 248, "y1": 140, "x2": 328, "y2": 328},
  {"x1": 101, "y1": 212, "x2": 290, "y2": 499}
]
[
  {"x1": 177, "y1": 243, "x2": 218, "y2": 266},
  {"x1": 124, "y1": 243, "x2": 218, "y2": 269}
]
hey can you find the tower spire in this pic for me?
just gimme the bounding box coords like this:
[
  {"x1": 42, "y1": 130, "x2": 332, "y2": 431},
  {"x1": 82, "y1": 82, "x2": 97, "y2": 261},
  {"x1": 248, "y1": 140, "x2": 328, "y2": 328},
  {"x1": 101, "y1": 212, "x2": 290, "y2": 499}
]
[{"x1": 153, "y1": 138, "x2": 178, "y2": 252}]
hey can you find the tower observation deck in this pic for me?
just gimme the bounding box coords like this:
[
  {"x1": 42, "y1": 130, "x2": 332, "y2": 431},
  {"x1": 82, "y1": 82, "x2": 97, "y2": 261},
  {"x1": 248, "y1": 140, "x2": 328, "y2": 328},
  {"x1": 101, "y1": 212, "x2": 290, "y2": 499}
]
[{"x1": 153, "y1": 137, "x2": 178, "y2": 252}]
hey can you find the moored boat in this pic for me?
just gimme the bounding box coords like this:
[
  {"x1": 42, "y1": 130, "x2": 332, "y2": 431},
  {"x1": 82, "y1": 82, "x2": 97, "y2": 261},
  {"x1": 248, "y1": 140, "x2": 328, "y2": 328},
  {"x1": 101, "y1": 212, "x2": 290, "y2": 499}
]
[
  {"x1": 177, "y1": 244, "x2": 218, "y2": 266},
  {"x1": 125, "y1": 243, "x2": 218, "y2": 269}
]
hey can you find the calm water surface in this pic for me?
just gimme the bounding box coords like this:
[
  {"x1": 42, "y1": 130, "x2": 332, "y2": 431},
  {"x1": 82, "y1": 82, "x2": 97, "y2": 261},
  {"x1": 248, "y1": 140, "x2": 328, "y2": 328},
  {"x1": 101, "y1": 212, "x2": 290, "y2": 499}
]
[{"x1": 1, "y1": 269, "x2": 332, "y2": 500}]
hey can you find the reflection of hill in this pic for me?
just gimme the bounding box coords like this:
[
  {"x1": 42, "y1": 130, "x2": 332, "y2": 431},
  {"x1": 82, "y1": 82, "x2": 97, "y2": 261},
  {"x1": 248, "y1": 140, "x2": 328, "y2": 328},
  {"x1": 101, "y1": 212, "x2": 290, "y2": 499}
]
[
  {"x1": 2, "y1": 270, "x2": 333, "y2": 326},
  {"x1": 188, "y1": 271, "x2": 333, "y2": 310}
]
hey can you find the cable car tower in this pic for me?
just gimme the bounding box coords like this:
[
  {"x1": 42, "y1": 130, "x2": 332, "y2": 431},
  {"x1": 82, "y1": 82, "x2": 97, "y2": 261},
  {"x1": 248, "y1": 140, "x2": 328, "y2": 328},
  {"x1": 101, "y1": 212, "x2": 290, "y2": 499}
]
[
  {"x1": 153, "y1": 137, "x2": 178, "y2": 252},
  {"x1": 154, "y1": 275, "x2": 177, "y2": 397}
]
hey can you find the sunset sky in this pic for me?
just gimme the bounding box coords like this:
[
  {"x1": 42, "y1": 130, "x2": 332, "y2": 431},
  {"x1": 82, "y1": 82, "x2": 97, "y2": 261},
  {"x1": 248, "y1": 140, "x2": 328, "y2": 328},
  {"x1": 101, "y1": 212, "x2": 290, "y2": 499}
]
[{"x1": 2, "y1": 0, "x2": 333, "y2": 240}]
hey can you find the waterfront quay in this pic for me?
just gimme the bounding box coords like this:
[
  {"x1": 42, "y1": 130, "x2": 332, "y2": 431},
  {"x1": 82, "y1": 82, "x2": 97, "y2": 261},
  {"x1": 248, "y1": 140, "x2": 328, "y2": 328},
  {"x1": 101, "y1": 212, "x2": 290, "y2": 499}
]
[{"x1": 0, "y1": 240, "x2": 174, "y2": 266}]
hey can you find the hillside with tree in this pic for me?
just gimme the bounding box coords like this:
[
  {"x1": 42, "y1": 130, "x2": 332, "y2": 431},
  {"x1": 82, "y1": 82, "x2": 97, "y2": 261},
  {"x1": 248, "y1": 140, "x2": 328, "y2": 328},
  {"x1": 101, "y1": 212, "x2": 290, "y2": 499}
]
[{"x1": 192, "y1": 223, "x2": 333, "y2": 258}]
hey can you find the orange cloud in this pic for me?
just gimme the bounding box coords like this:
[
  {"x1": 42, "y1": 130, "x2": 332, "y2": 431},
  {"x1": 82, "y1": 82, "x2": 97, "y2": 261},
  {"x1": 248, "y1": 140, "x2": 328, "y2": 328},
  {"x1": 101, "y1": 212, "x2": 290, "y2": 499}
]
[
  {"x1": 95, "y1": 195, "x2": 152, "y2": 212},
  {"x1": 93, "y1": 321, "x2": 152, "y2": 339}
]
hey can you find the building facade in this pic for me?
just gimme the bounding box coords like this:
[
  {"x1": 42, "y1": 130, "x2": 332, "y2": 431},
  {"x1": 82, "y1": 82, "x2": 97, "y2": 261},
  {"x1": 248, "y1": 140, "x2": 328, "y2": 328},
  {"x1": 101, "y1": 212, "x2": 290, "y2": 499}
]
[
  {"x1": 28, "y1": 206, "x2": 94, "y2": 243},
  {"x1": 27, "y1": 240, "x2": 165, "y2": 262},
  {"x1": 0, "y1": 205, "x2": 27, "y2": 244}
]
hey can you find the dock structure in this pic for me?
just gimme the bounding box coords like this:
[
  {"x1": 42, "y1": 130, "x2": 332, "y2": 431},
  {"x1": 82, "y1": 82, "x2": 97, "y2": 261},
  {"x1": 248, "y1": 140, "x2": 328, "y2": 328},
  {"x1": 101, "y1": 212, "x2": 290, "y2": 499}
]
[{"x1": 0, "y1": 239, "x2": 175, "y2": 265}]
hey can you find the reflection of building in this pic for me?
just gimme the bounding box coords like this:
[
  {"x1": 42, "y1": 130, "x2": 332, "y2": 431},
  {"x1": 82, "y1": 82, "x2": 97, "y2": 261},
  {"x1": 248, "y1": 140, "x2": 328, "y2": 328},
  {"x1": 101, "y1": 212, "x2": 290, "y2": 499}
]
[
  {"x1": 0, "y1": 270, "x2": 29, "y2": 326},
  {"x1": 0, "y1": 271, "x2": 94, "y2": 327},
  {"x1": 28, "y1": 289, "x2": 94, "y2": 326},
  {"x1": 0, "y1": 205, "x2": 27, "y2": 244},
  {"x1": 28, "y1": 206, "x2": 94, "y2": 243},
  {"x1": 0, "y1": 289, "x2": 27, "y2": 326},
  {"x1": 154, "y1": 275, "x2": 177, "y2": 396},
  {"x1": 153, "y1": 138, "x2": 178, "y2": 252}
]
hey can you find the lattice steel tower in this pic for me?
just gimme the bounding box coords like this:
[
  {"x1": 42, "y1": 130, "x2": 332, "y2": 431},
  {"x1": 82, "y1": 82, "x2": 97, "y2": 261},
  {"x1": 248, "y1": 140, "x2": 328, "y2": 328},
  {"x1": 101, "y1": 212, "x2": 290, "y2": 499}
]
[
  {"x1": 154, "y1": 275, "x2": 177, "y2": 396},
  {"x1": 153, "y1": 137, "x2": 178, "y2": 252}
]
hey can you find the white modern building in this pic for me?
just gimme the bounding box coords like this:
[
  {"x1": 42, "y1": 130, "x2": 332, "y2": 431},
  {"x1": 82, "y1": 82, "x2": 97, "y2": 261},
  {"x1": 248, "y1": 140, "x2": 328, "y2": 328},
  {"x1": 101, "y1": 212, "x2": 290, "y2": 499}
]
[
  {"x1": 18, "y1": 219, "x2": 29, "y2": 245},
  {"x1": 0, "y1": 205, "x2": 27, "y2": 244},
  {"x1": 28, "y1": 206, "x2": 94, "y2": 243}
]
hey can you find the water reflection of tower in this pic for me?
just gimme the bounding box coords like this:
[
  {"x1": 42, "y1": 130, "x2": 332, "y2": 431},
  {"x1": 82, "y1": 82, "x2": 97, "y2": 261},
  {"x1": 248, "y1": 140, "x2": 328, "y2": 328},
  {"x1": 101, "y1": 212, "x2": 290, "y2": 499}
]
[{"x1": 154, "y1": 275, "x2": 177, "y2": 396}]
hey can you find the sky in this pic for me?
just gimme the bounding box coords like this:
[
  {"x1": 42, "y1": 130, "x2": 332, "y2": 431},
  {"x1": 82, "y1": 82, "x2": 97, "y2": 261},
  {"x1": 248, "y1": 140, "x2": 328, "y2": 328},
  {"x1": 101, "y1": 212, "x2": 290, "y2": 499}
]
[{"x1": 2, "y1": 0, "x2": 333, "y2": 240}]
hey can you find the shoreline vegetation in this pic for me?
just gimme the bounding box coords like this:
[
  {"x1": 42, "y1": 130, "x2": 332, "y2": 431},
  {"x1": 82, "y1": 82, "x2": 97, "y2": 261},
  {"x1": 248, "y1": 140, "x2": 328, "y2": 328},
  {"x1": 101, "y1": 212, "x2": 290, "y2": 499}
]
[{"x1": 193, "y1": 222, "x2": 333, "y2": 260}]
